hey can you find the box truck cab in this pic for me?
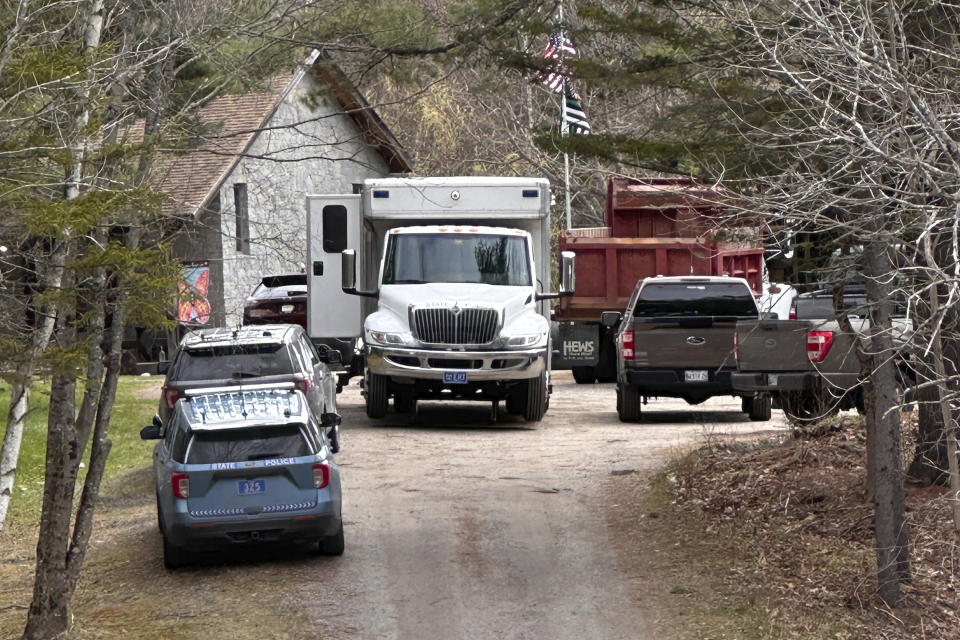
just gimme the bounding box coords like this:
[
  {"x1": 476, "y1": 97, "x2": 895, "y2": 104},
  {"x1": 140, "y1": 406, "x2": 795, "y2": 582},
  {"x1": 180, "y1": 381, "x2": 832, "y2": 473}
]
[{"x1": 306, "y1": 177, "x2": 573, "y2": 422}]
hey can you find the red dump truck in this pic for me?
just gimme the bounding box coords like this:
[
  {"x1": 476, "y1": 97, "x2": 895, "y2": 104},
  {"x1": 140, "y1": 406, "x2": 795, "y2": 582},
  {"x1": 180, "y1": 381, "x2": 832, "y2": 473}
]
[{"x1": 551, "y1": 177, "x2": 765, "y2": 383}]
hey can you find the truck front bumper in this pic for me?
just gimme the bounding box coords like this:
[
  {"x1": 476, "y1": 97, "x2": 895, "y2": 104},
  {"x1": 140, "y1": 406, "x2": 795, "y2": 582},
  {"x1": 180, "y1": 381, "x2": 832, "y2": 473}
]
[{"x1": 366, "y1": 345, "x2": 546, "y2": 381}]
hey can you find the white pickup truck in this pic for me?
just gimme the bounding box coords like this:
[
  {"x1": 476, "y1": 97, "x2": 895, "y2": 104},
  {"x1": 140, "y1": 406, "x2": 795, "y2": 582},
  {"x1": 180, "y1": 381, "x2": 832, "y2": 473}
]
[{"x1": 306, "y1": 177, "x2": 573, "y2": 422}]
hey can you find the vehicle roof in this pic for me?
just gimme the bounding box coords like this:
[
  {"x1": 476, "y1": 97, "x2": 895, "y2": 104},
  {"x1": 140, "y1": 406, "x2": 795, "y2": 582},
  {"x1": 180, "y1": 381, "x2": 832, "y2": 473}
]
[
  {"x1": 174, "y1": 385, "x2": 309, "y2": 431},
  {"x1": 179, "y1": 324, "x2": 300, "y2": 349},
  {"x1": 365, "y1": 176, "x2": 548, "y2": 189},
  {"x1": 387, "y1": 225, "x2": 530, "y2": 236},
  {"x1": 640, "y1": 275, "x2": 752, "y2": 286}
]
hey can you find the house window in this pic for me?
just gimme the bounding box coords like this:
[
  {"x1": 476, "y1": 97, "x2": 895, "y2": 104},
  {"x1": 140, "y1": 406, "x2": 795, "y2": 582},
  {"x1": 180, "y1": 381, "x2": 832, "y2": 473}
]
[{"x1": 234, "y1": 183, "x2": 250, "y2": 254}]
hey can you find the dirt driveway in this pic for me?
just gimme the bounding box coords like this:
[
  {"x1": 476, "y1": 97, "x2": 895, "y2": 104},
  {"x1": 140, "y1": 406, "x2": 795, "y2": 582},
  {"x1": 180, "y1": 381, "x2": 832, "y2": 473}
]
[{"x1": 1, "y1": 372, "x2": 786, "y2": 639}]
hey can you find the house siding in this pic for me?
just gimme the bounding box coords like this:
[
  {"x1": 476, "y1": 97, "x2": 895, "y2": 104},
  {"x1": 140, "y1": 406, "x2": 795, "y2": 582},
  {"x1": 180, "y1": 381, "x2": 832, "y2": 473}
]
[{"x1": 216, "y1": 72, "x2": 391, "y2": 327}]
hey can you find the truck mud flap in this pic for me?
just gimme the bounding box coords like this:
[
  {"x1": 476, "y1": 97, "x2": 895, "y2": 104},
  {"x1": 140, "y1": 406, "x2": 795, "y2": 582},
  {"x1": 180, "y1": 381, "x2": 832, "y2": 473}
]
[{"x1": 551, "y1": 323, "x2": 600, "y2": 369}]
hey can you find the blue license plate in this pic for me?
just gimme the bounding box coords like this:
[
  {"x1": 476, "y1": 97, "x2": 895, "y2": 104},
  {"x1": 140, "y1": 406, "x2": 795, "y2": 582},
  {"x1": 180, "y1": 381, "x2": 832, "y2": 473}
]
[
  {"x1": 238, "y1": 479, "x2": 265, "y2": 495},
  {"x1": 443, "y1": 371, "x2": 468, "y2": 384}
]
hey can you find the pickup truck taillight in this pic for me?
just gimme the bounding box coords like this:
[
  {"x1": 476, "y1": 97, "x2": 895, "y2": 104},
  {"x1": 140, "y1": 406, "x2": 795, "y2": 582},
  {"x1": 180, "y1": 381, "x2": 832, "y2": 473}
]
[
  {"x1": 171, "y1": 472, "x2": 189, "y2": 499},
  {"x1": 806, "y1": 331, "x2": 834, "y2": 362},
  {"x1": 788, "y1": 304, "x2": 797, "y2": 320},
  {"x1": 622, "y1": 331, "x2": 634, "y2": 360}
]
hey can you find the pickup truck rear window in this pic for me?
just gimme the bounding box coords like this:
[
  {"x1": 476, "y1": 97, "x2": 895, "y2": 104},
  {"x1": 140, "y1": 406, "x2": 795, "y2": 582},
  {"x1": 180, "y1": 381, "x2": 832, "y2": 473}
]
[{"x1": 632, "y1": 282, "x2": 758, "y2": 317}]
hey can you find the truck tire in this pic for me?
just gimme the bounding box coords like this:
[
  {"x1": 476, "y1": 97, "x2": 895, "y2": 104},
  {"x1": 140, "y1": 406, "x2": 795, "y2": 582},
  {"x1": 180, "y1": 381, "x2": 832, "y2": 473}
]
[
  {"x1": 521, "y1": 372, "x2": 548, "y2": 422},
  {"x1": 617, "y1": 385, "x2": 642, "y2": 422},
  {"x1": 572, "y1": 366, "x2": 596, "y2": 384},
  {"x1": 747, "y1": 395, "x2": 772, "y2": 421},
  {"x1": 366, "y1": 373, "x2": 388, "y2": 419},
  {"x1": 780, "y1": 389, "x2": 837, "y2": 424}
]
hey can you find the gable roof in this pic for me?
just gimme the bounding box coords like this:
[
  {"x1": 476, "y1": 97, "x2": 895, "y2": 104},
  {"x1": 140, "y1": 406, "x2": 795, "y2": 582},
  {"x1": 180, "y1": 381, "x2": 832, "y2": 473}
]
[{"x1": 154, "y1": 52, "x2": 412, "y2": 217}]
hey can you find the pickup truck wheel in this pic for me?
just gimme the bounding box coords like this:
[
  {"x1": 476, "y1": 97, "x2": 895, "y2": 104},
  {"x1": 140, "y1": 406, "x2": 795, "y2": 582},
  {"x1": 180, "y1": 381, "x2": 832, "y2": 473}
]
[
  {"x1": 741, "y1": 397, "x2": 751, "y2": 414},
  {"x1": 521, "y1": 372, "x2": 548, "y2": 422},
  {"x1": 366, "y1": 373, "x2": 388, "y2": 419},
  {"x1": 572, "y1": 367, "x2": 596, "y2": 384},
  {"x1": 617, "y1": 385, "x2": 642, "y2": 422},
  {"x1": 747, "y1": 395, "x2": 772, "y2": 421}
]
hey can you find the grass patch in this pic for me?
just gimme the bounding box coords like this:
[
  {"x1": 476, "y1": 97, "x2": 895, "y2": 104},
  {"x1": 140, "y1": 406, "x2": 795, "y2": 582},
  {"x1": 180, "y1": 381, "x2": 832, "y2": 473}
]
[{"x1": 0, "y1": 375, "x2": 161, "y2": 525}]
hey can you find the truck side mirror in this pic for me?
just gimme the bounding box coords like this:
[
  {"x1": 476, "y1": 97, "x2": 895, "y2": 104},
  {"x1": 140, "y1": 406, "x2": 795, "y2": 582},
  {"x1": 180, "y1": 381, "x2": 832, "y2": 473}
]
[
  {"x1": 559, "y1": 251, "x2": 575, "y2": 297},
  {"x1": 341, "y1": 249, "x2": 357, "y2": 292},
  {"x1": 341, "y1": 249, "x2": 378, "y2": 298},
  {"x1": 600, "y1": 311, "x2": 622, "y2": 329},
  {"x1": 323, "y1": 350, "x2": 342, "y2": 365}
]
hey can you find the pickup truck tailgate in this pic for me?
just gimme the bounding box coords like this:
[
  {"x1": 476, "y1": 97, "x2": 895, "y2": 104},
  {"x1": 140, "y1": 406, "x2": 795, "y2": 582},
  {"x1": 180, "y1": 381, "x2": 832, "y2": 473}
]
[
  {"x1": 632, "y1": 319, "x2": 738, "y2": 369},
  {"x1": 735, "y1": 319, "x2": 811, "y2": 373}
]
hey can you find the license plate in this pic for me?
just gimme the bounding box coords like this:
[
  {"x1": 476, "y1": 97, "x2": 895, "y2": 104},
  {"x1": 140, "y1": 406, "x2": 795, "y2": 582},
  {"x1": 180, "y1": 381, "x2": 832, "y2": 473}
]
[
  {"x1": 281, "y1": 304, "x2": 295, "y2": 314},
  {"x1": 684, "y1": 370, "x2": 708, "y2": 382},
  {"x1": 443, "y1": 371, "x2": 468, "y2": 384},
  {"x1": 767, "y1": 374, "x2": 779, "y2": 386},
  {"x1": 238, "y1": 479, "x2": 265, "y2": 495}
]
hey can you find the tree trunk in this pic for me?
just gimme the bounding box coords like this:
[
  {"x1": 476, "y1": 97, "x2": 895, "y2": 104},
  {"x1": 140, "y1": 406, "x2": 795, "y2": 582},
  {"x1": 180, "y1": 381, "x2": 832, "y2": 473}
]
[
  {"x1": 22, "y1": 366, "x2": 79, "y2": 640},
  {"x1": 863, "y1": 240, "x2": 910, "y2": 607}
]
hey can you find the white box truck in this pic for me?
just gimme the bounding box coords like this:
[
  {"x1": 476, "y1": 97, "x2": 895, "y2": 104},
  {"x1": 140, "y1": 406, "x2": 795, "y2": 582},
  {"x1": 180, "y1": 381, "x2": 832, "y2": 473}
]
[{"x1": 306, "y1": 176, "x2": 574, "y2": 422}]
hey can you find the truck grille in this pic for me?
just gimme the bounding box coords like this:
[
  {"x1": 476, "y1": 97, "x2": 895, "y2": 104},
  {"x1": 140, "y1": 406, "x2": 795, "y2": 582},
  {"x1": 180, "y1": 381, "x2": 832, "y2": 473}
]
[{"x1": 412, "y1": 307, "x2": 499, "y2": 345}]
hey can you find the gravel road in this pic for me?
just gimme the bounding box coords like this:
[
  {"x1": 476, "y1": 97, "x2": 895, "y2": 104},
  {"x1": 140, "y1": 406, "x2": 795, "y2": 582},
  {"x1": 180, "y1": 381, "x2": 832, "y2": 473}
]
[{"x1": 0, "y1": 372, "x2": 787, "y2": 639}]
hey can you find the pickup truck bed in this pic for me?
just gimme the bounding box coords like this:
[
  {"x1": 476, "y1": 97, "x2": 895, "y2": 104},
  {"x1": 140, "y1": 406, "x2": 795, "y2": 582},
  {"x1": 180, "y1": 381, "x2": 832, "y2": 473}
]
[{"x1": 732, "y1": 318, "x2": 862, "y2": 421}]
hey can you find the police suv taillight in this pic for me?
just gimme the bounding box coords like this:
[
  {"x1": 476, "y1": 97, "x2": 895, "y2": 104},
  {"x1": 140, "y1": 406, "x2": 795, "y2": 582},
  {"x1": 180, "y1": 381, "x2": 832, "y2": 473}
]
[
  {"x1": 622, "y1": 331, "x2": 634, "y2": 360},
  {"x1": 806, "y1": 331, "x2": 834, "y2": 362},
  {"x1": 312, "y1": 461, "x2": 330, "y2": 489},
  {"x1": 162, "y1": 386, "x2": 180, "y2": 409},
  {"x1": 171, "y1": 472, "x2": 189, "y2": 499}
]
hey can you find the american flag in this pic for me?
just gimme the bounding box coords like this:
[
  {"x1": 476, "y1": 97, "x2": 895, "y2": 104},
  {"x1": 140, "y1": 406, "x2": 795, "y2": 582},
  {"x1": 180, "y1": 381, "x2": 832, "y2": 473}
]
[{"x1": 536, "y1": 33, "x2": 577, "y2": 93}]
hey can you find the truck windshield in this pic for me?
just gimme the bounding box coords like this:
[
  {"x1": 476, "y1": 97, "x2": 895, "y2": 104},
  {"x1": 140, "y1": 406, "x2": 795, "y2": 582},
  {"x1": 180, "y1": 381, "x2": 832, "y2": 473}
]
[
  {"x1": 632, "y1": 282, "x2": 758, "y2": 317},
  {"x1": 381, "y1": 233, "x2": 531, "y2": 286}
]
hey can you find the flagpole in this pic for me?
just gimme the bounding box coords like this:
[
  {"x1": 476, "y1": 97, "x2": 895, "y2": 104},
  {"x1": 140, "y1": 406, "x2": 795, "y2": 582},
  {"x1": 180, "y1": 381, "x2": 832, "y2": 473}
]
[{"x1": 558, "y1": 3, "x2": 572, "y2": 230}]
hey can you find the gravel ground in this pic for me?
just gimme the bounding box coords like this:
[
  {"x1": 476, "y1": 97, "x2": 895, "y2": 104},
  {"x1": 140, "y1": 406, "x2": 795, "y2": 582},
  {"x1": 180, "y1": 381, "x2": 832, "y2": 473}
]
[{"x1": 0, "y1": 371, "x2": 787, "y2": 639}]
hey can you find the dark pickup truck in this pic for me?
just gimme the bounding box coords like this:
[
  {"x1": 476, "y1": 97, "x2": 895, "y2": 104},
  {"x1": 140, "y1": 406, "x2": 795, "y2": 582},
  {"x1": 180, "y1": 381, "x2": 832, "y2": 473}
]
[
  {"x1": 614, "y1": 276, "x2": 771, "y2": 422},
  {"x1": 732, "y1": 292, "x2": 912, "y2": 422}
]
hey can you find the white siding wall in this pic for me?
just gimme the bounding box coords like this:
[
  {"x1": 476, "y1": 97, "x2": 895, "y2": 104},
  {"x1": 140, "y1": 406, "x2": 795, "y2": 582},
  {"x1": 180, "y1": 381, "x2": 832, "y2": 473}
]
[{"x1": 218, "y1": 72, "x2": 391, "y2": 326}]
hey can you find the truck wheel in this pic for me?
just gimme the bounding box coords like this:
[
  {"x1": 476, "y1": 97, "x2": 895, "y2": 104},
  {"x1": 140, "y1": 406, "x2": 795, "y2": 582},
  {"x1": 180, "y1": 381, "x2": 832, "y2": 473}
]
[
  {"x1": 572, "y1": 367, "x2": 595, "y2": 384},
  {"x1": 366, "y1": 373, "x2": 388, "y2": 419},
  {"x1": 747, "y1": 395, "x2": 772, "y2": 421},
  {"x1": 521, "y1": 372, "x2": 548, "y2": 422},
  {"x1": 741, "y1": 397, "x2": 751, "y2": 414},
  {"x1": 617, "y1": 385, "x2": 642, "y2": 422}
]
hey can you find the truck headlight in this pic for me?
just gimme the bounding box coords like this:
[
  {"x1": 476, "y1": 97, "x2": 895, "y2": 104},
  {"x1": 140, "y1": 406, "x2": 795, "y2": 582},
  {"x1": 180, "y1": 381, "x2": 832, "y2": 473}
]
[
  {"x1": 504, "y1": 334, "x2": 544, "y2": 348},
  {"x1": 367, "y1": 330, "x2": 413, "y2": 346}
]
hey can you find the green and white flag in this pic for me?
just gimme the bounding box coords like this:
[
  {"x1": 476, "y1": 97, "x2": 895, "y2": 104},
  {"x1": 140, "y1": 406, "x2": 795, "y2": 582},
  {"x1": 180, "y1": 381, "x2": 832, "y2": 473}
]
[{"x1": 563, "y1": 85, "x2": 590, "y2": 134}]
